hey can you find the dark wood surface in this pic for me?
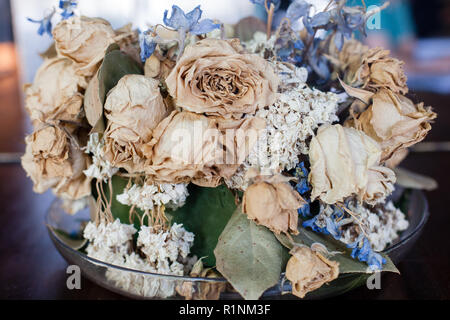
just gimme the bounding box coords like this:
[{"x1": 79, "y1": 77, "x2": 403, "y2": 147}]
[{"x1": 0, "y1": 43, "x2": 449, "y2": 300}]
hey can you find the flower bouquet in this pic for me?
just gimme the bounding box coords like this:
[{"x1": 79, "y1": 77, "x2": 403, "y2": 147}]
[{"x1": 23, "y1": 0, "x2": 437, "y2": 300}]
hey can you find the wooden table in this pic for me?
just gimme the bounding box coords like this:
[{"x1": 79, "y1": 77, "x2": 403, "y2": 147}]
[{"x1": 0, "y1": 43, "x2": 449, "y2": 300}]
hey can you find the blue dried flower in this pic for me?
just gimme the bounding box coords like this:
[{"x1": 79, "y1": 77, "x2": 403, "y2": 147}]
[
  {"x1": 59, "y1": 0, "x2": 77, "y2": 20},
  {"x1": 27, "y1": 8, "x2": 55, "y2": 37},
  {"x1": 295, "y1": 162, "x2": 309, "y2": 195},
  {"x1": 249, "y1": 0, "x2": 281, "y2": 11},
  {"x1": 286, "y1": 0, "x2": 311, "y2": 21},
  {"x1": 348, "y1": 237, "x2": 386, "y2": 271},
  {"x1": 163, "y1": 5, "x2": 220, "y2": 35},
  {"x1": 139, "y1": 30, "x2": 157, "y2": 63}
]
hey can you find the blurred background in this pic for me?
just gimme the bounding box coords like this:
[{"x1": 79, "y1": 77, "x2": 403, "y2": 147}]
[{"x1": 0, "y1": 0, "x2": 449, "y2": 299}]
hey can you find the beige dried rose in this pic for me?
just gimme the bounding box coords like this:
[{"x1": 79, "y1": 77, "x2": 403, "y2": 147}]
[
  {"x1": 176, "y1": 260, "x2": 226, "y2": 300},
  {"x1": 309, "y1": 124, "x2": 395, "y2": 205},
  {"x1": 24, "y1": 57, "x2": 86, "y2": 126},
  {"x1": 103, "y1": 75, "x2": 169, "y2": 173},
  {"x1": 242, "y1": 173, "x2": 305, "y2": 234},
  {"x1": 346, "y1": 89, "x2": 437, "y2": 163},
  {"x1": 285, "y1": 246, "x2": 339, "y2": 298},
  {"x1": 166, "y1": 38, "x2": 279, "y2": 119},
  {"x1": 52, "y1": 16, "x2": 116, "y2": 77},
  {"x1": 330, "y1": 39, "x2": 408, "y2": 94},
  {"x1": 21, "y1": 124, "x2": 91, "y2": 200},
  {"x1": 143, "y1": 111, "x2": 265, "y2": 187}
]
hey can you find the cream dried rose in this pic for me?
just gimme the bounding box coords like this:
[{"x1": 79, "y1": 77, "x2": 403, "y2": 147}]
[
  {"x1": 143, "y1": 111, "x2": 265, "y2": 187},
  {"x1": 285, "y1": 246, "x2": 339, "y2": 299},
  {"x1": 330, "y1": 40, "x2": 408, "y2": 94},
  {"x1": 24, "y1": 57, "x2": 86, "y2": 125},
  {"x1": 166, "y1": 38, "x2": 279, "y2": 119},
  {"x1": 242, "y1": 173, "x2": 305, "y2": 234},
  {"x1": 21, "y1": 124, "x2": 91, "y2": 200},
  {"x1": 103, "y1": 75, "x2": 169, "y2": 173},
  {"x1": 309, "y1": 124, "x2": 395, "y2": 205},
  {"x1": 346, "y1": 89, "x2": 436, "y2": 163},
  {"x1": 52, "y1": 16, "x2": 116, "y2": 77}
]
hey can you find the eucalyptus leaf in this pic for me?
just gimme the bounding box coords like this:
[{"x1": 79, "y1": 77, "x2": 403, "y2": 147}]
[
  {"x1": 48, "y1": 225, "x2": 88, "y2": 250},
  {"x1": 97, "y1": 44, "x2": 143, "y2": 105},
  {"x1": 167, "y1": 185, "x2": 236, "y2": 267},
  {"x1": 276, "y1": 227, "x2": 399, "y2": 274},
  {"x1": 393, "y1": 167, "x2": 438, "y2": 191},
  {"x1": 214, "y1": 206, "x2": 290, "y2": 300}
]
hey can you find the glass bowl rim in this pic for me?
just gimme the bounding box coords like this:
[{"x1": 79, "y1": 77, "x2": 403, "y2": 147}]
[{"x1": 45, "y1": 189, "x2": 429, "y2": 284}]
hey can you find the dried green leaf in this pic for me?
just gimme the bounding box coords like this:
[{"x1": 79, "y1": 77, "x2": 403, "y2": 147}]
[
  {"x1": 97, "y1": 44, "x2": 143, "y2": 105},
  {"x1": 214, "y1": 206, "x2": 290, "y2": 300},
  {"x1": 167, "y1": 185, "x2": 237, "y2": 267}
]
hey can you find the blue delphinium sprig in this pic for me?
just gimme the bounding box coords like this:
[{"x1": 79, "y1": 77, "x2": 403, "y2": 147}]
[
  {"x1": 303, "y1": 204, "x2": 386, "y2": 271},
  {"x1": 271, "y1": 0, "x2": 375, "y2": 86},
  {"x1": 59, "y1": 0, "x2": 78, "y2": 20},
  {"x1": 27, "y1": 8, "x2": 56, "y2": 37},
  {"x1": 294, "y1": 162, "x2": 311, "y2": 218},
  {"x1": 163, "y1": 5, "x2": 220, "y2": 36},
  {"x1": 138, "y1": 29, "x2": 157, "y2": 63},
  {"x1": 347, "y1": 237, "x2": 386, "y2": 271},
  {"x1": 163, "y1": 5, "x2": 220, "y2": 58}
]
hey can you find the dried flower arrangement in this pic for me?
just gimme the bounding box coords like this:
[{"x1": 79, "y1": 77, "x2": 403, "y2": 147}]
[{"x1": 23, "y1": 0, "x2": 437, "y2": 299}]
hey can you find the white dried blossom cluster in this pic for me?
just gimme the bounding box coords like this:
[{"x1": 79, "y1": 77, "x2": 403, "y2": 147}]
[
  {"x1": 340, "y1": 201, "x2": 409, "y2": 252},
  {"x1": 83, "y1": 219, "x2": 195, "y2": 298},
  {"x1": 116, "y1": 183, "x2": 189, "y2": 211},
  {"x1": 83, "y1": 133, "x2": 118, "y2": 181},
  {"x1": 227, "y1": 62, "x2": 339, "y2": 190}
]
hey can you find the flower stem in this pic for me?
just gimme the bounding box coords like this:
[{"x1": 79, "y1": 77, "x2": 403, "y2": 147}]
[{"x1": 266, "y1": 2, "x2": 275, "y2": 40}]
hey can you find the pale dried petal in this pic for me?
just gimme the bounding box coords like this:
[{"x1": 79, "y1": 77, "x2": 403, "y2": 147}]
[
  {"x1": 143, "y1": 111, "x2": 265, "y2": 187},
  {"x1": 52, "y1": 16, "x2": 116, "y2": 77},
  {"x1": 21, "y1": 124, "x2": 91, "y2": 201},
  {"x1": 166, "y1": 38, "x2": 279, "y2": 119},
  {"x1": 285, "y1": 246, "x2": 339, "y2": 298},
  {"x1": 309, "y1": 124, "x2": 395, "y2": 205},
  {"x1": 346, "y1": 89, "x2": 436, "y2": 162},
  {"x1": 24, "y1": 57, "x2": 86, "y2": 125},
  {"x1": 242, "y1": 175, "x2": 305, "y2": 234},
  {"x1": 103, "y1": 75, "x2": 169, "y2": 173}
]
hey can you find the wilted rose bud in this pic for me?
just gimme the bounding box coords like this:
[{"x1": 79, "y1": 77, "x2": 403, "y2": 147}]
[
  {"x1": 242, "y1": 174, "x2": 305, "y2": 234},
  {"x1": 52, "y1": 16, "x2": 116, "y2": 76},
  {"x1": 346, "y1": 89, "x2": 437, "y2": 163},
  {"x1": 331, "y1": 39, "x2": 408, "y2": 94},
  {"x1": 309, "y1": 124, "x2": 395, "y2": 205},
  {"x1": 285, "y1": 246, "x2": 339, "y2": 298},
  {"x1": 21, "y1": 124, "x2": 91, "y2": 201},
  {"x1": 24, "y1": 57, "x2": 86, "y2": 126},
  {"x1": 103, "y1": 75, "x2": 169, "y2": 173}
]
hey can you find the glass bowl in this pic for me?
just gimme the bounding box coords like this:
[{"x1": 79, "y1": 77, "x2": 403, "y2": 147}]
[{"x1": 45, "y1": 188, "x2": 429, "y2": 300}]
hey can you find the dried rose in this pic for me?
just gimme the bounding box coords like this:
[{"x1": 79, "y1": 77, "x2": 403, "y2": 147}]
[
  {"x1": 330, "y1": 39, "x2": 408, "y2": 94},
  {"x1": 103, "y1": 75, "x2": 169, "y2": 173},
  {"x1": 21, "y1": 124, "x2": 91, "y2": 200},
  {"x1": 285, "y1": 246, "x2": 339, "y2": 299},
  {"x1": 242, "y1": 173, "x2": 305, "y2": 234},
  {"x1": 52, "y1": 16, "x2": 116, "y2": 77},
  {"x1": 165, "y1": 38, "x2": 279, "y2": 119},
  {"x1": 309, "y1": 124, "x2": 395, "y2": 205},
  {"x1": 24, "y1": 57, "x2": 86, "y2": 126},
  {"x1": 346, "y1": 89, "x2": 436, "y2": 163},
  {"x1": 143, "y1": 111, "x2": 265, "y2": 187},
  {"x1": 176, "y1": 260, "x2": 226, "y2": 300}
]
